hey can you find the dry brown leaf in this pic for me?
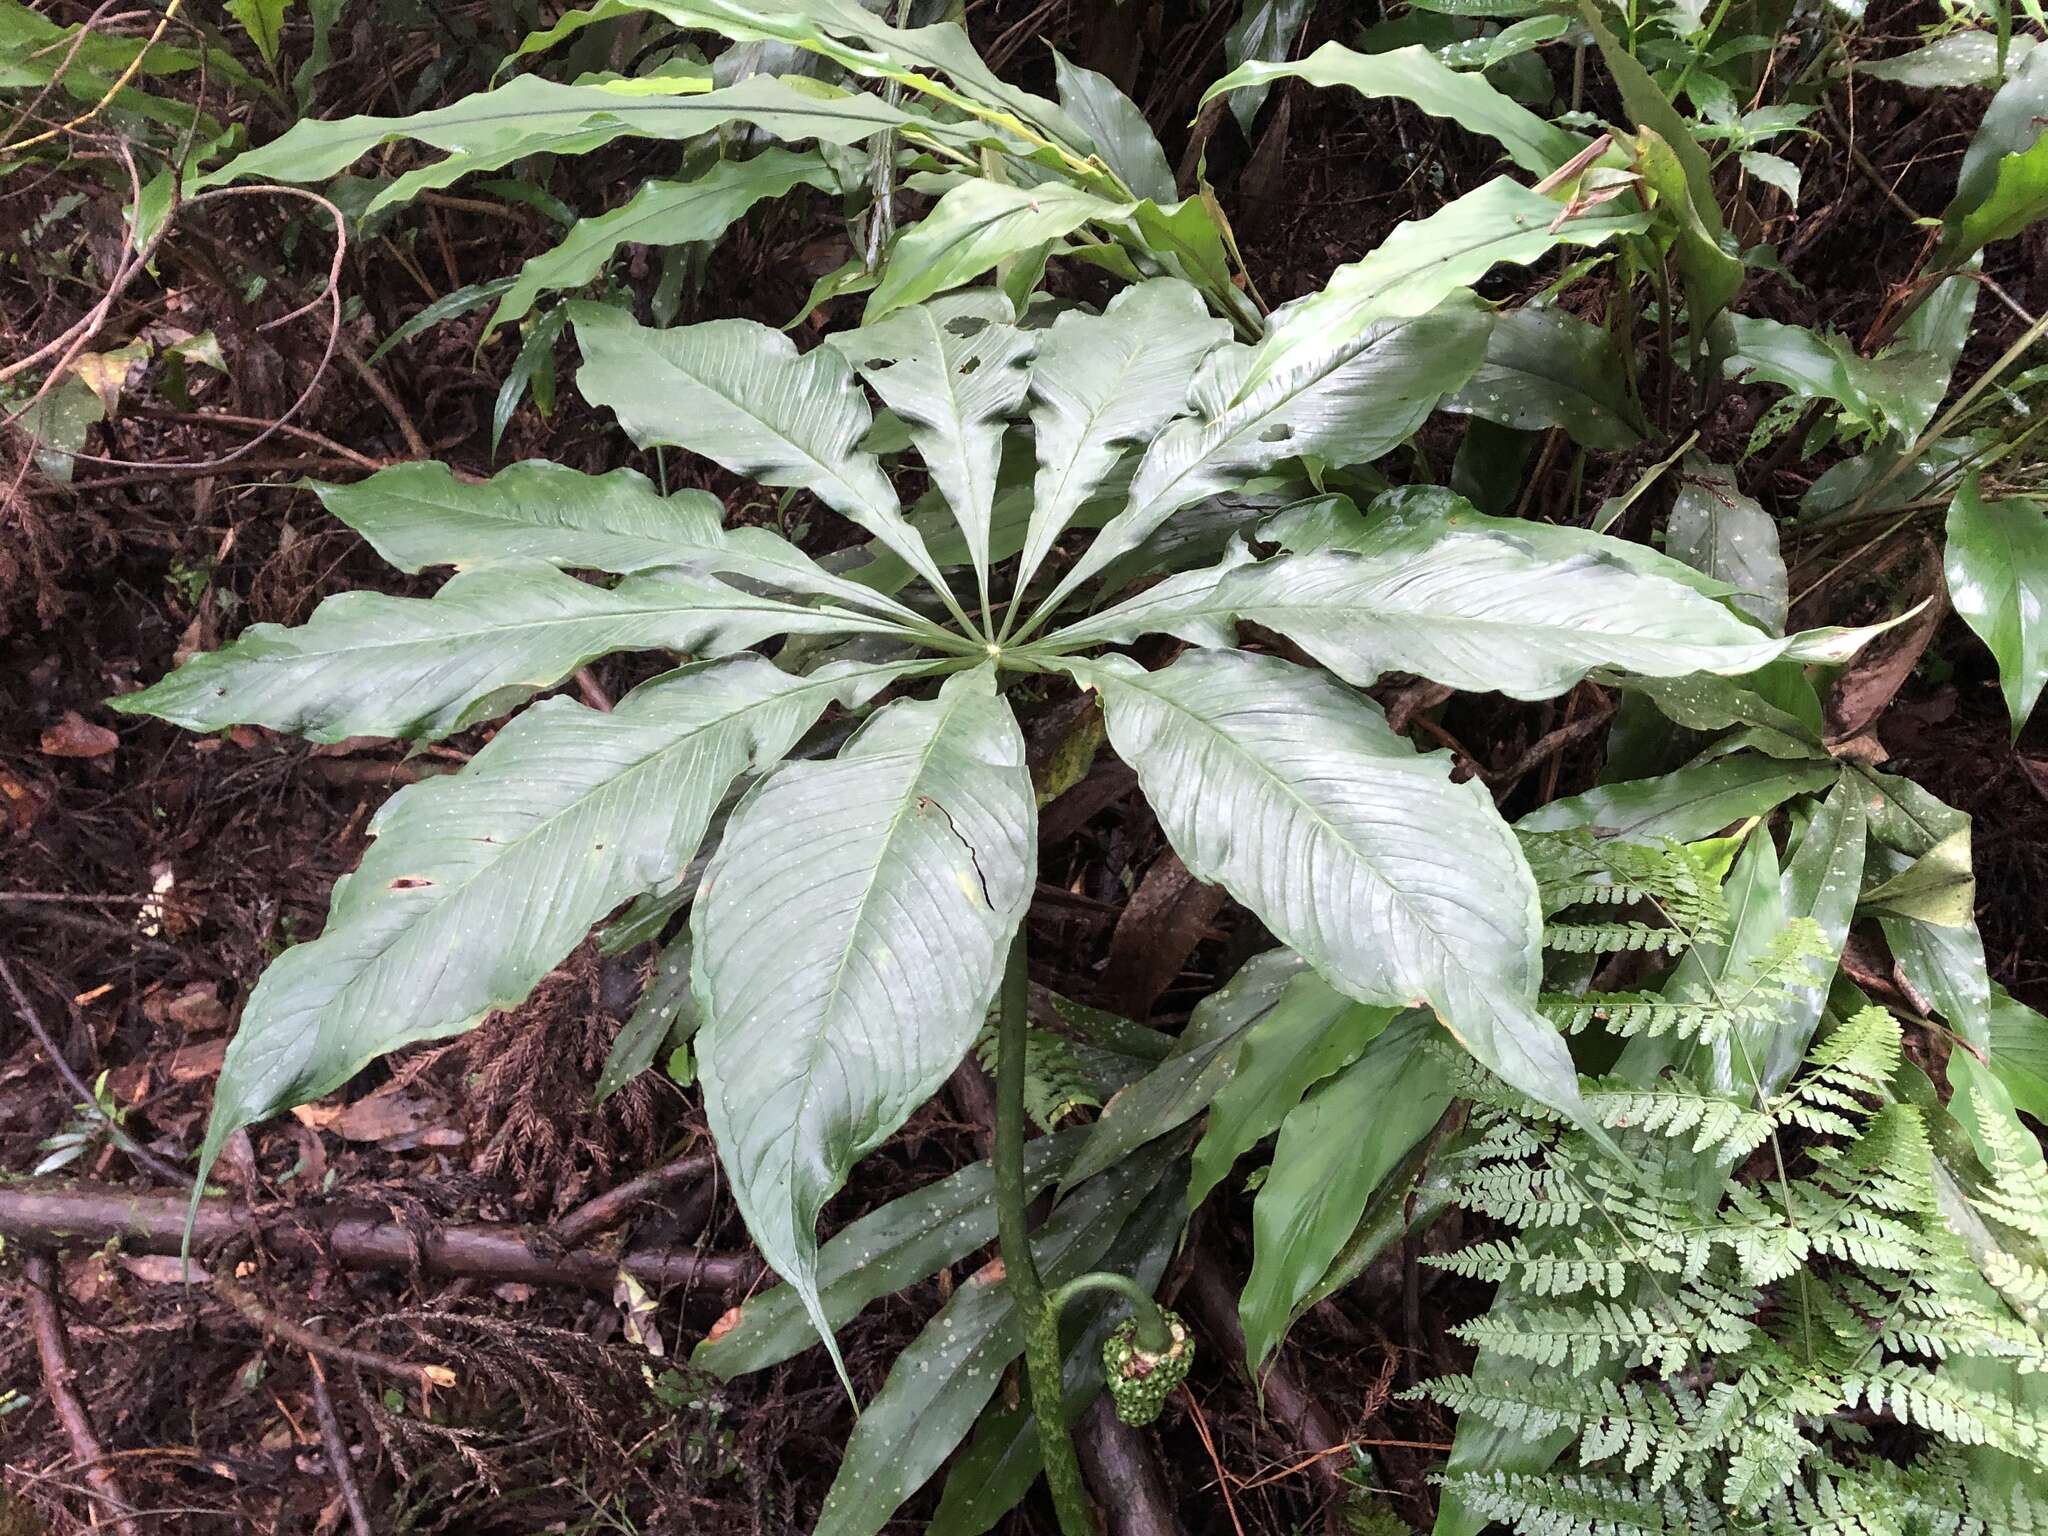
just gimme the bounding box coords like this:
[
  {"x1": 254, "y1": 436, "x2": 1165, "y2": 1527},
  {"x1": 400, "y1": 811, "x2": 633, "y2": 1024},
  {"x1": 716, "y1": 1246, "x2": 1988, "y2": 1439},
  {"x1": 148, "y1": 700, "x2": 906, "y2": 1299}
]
[{"x1": 39, "y1": 711, "x2": 119, "y2": 759}]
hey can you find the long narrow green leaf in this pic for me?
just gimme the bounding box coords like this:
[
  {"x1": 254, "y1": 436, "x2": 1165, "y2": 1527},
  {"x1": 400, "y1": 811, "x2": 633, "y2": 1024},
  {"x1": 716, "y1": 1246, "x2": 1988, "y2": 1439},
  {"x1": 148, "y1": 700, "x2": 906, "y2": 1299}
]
[
  {"x1": 1015, "y1": 278, "x2": 1232, "y2": 604},
  {"x1": 1188, "y1": 977, "x2": 1396, "y2": 1212},
  {"x1": 1945, "y1": 473, "x2": 2048, "y2": 737},
  {"x1": 828, "y1": 293, "x2": 1035, "y2": 624},
  {"x1": 316, "y1": 459, "x2": 925, "y2": 623},
  {"x1": 810, "y1": 1137, "x2": 1184, "y2": 1536},
  {"x1": 1033, "y1": 300, "x2": 1490, "y2": 621},
  {"x1": 189, "y1": 73, "x2": 908, "y2": 215},
  {"x1": 111, "y1": 561, "x2": 901, "y2": 743},
  {"x1": 186, "y1": 656, "x2": 917, "y2": 1202},
  {"x1": 1070, "y1": 649, "x2": 1588, "y2": 1128},
  {"x1": 1240, "y1": 1013, "x2": 1452, "y2": 1371},
  {"x1": 865, "y1": 181, "x2": 1130, "y2": 321},
  {"x1": 696, "y1": 1128, "x2": 1086, "y2": 1379},
  {"x1": 1199, "y1": 40, "x2": 1583, "y2": 177},
  {"x1": 1238, "y1": 176, "x2": 1648, "y2": 399},
  {"x1": 569, "y1": 304, "x2": 961, "y2": 618},
  {"x1": 488, "y1": 149, "x2": 835, "y2": 337},
  {"x1": 695, "y1": 667, "x2": 1036, "y2": 1387}
]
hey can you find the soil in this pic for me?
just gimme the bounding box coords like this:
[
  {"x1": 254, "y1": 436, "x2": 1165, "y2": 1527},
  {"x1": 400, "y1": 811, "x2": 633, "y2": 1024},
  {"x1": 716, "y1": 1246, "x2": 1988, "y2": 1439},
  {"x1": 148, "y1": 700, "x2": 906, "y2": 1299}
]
[{"x1": 3, "y1": 3, "x2": 2045, "y2": 1533}]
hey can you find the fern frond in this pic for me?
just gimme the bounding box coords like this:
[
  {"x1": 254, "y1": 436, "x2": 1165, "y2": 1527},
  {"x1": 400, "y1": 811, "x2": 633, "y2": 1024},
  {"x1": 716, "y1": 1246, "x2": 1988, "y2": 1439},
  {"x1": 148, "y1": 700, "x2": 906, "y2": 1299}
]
[
  {"x1": 1420, "y1": 1375, "x2": 1693, "y2": 1489},
  {"x1": 1586, "y1": 1074, "x2": 1774, "y2": 1158},
  {"x1": 1438, "y1": 1468, "x2": 1713, "y2": 1536},
  {"x1": 1969, "y1": 1088, "x2": 2048, "y2": 1247},
  {"x1": 1842, "y1": 1361, "x2": 2048, "y2": 1461},
  {"x1": 1544, "y1": 920, "x2": 1693, "y2": 955},
  {"x1": 1542, "y1": 991, "x2": 1732, "y2": 1040}
]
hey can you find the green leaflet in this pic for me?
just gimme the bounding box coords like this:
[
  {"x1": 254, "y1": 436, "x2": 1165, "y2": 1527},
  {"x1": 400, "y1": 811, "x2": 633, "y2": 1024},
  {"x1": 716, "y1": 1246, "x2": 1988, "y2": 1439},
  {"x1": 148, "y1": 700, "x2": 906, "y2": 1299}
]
[
  {"x1": 1444, "y1": 304, "x2": 1647, "y2": 453},
  {"x1": 1989, "y1": 987, "x2": 2048, "y2": 1124},
  {"x1": 1667, "y1": 457, "x2": 1787, "y2": 633},
  {"x1": 110, "y1": 560, "x2": 901, "y2": 744},
  {"x1": 1192, "y1": 532, "x2": 1855, "y2": 701},
  {"x1": 1049, "y1": 49, "x2": 1175, "y2": 205},
  {"x1": 1219, "y1": 0, "x2": 1315, "y2": 134},
  {"x1": 827, "y1": 292, "x2": 1036, "y2": 623},
  {"x1": 487, "y1": 148, "x2": 835, "y2": 337},
  {"x1": 186, "y1": 656, "x2": 918, "y2": 1204},
  {"x1": 1272, "y1": 484, "x2": 1738, "y2": 600},
  {"x1": 596, "y1": 938, "x2": 698, "y2": 1102},
  {"x1": 809, "y1": 1137, "x2": 1184, "y2": 1536},
  {"x1": 1069, "y1": 649, "x2": 1590, "y2": 1132},
  {"x1": 1061, "y1": 947, "x2": 1313, "y2": 1191},
  {"x1": 1240, "y1": 1013, "x2": 1453, "y2": 1372},
  {"x1": 694, "y1": 667, "x2": 1036, "y2": 1390},
  {"x1": 865, "y1": 180, "x2": 1130, "y2": 321},
  {"x1": 696, "y1": 1127, "x2": 1086, "y2": 1379},
  {"x1": 311, "y1": 459, "x2": 718, "y2": 573},
  {"x1": 1235, "y1": 176, "x2": 1648, "y2": 399},
  {"x1": 187, "y1": 73, "x2": 906, "y2": 215},
  {"x1": 1187, "y1": 973, "x2": 1398, "y2": 1212},
  {"x1": 624, "y1": 0, "x2": 1091, "y2": 159},
  {"x1": 1945, "y1": 474, "x2": 2048, "y2": 737},
  {"x1": 569, "y1": 304, "x2": 960, "y2": 616},
  {"x1": 1941, "y1": 45, "x2": 2048, "y2": 260},
  {"x1": 1033, "y1": 299, "x2": 1491, "y2": 620},
  {"x1": 1519, "y1": 756, "x2": 1841, "y2": 843},
  {"x1": 1200, "y1": 39, "x2": 1584, "y2": 178},
  {"x1": 1722, "y1": 313, "x2": 1944, "y2": 442},
  {"x1": 1014, "y1": 278, "x2": 1231, "y2": 605},
  {"x1": 1860, "y1": 31, "x2": 2039, "y2": 88}
]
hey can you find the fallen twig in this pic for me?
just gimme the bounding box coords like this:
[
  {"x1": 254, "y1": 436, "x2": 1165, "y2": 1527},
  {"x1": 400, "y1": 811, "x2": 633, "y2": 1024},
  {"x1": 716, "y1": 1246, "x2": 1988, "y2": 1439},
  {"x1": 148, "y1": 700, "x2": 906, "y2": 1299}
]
[
  {"x1": 22, "y1": 1251, "x2": 142, "y2": 1535},
  {"x1": 549, "y1": 1149, "x2": 716, "y2": 1247},
  {"x1": 214, "y1": 1274, "x2": 455, "y2": 1392},
  {"x1": 2, "y1": 956, "x2": 188, "y2": 1185},
  {"x1": 0, "y1": 1182, "x2": 762, "y2": 1295},
  {"x1": 304, "y1": 1354, "x2": 373, "y2": 1536},
  {"x1": 1074, "y1": 1394, "x2": 1184, "y2": 1536}
]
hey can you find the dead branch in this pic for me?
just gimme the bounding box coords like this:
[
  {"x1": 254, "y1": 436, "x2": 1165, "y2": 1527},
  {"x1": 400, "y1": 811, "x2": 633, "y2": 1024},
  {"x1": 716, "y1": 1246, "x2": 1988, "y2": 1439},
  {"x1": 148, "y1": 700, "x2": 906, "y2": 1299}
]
[
  {"x1": 549, "y1": 1150, "x2": 717, "y2": 1247},
  {"x1": 21, "y1": 1252, "x2": 142, "y2": 1536},
  {"x1": 0, "y1": 1182, "x2": 761, "y2": 1295},
  {"x1": 304, "y1": 1354, "x2": 373, "y2": 1536},
  {"x1": 213, "y1": 1274, "x2": 454, "y2": 1392}
]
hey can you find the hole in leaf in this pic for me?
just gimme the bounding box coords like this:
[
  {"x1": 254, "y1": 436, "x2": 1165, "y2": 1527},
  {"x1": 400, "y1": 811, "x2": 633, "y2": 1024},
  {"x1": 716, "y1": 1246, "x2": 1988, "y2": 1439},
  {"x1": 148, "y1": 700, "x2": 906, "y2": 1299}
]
[
  {"x1": 389, "y1": 875, "x2": 435, "y2": 890},
  {"x1": 1259, "y1": 424, "x2": 1293, "y2": 443},
  {"x1": 958, "y1": 357, "x2": 982, "y2": 376},
  {"x1": 945, "y1": 316, "x2": 988, "y2": 338}
]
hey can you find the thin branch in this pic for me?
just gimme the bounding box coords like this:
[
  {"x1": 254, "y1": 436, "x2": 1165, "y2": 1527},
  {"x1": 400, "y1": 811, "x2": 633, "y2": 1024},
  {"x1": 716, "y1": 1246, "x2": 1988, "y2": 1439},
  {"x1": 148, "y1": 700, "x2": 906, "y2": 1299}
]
[
  {"x1": 0, "y1": 1182, "x2": 762, "y2": 1295},
  {"x1": 22, "y1": 1252, "x2": 142, "y2": 1536},
  {"x1": 549, "y1": 1150, "x2": 716, "y2": 1247},
  {"x1": 1, "y1": 956, "x2": 187, "y2": 1185},
  {"x1": 213, "y1": 1275, "x2": 455, "y2": 1392},
  {"x1": 304, "y1": 1355, "x2": 373, "y2": 1536}
]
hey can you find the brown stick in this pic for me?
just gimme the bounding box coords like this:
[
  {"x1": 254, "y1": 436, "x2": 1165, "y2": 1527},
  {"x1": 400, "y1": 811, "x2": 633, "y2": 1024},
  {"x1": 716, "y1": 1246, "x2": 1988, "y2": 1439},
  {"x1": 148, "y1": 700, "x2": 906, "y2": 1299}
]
[
  {"x1": 2, "y1": 957, "x2": 188, "y2": 1185},
  {"x1": 305, "y1": 1354, "x2": 374, "y2": 1536},
  {"x1": 0, "y1": 1183, "x2": 761, "y2": 1295},
  {"x1": 21, "y1": 1252, "x2": 142, "y2": 1536},
  {"x1": 1074, "y1": 1394, "x2": 1184, "y2": 1536},
  {"x1": 549, "y1": 1151, "x2": 716, "y2": 1247},
  {"x1": 214, "y1": 1275, "x2": 453, "y2": 1391}
]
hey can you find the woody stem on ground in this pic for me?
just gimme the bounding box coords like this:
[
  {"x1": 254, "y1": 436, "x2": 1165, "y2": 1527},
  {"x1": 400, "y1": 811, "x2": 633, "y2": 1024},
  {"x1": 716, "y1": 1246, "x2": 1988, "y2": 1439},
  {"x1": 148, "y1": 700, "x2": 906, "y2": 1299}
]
[{"x1": 992, "y1": 926, "x2": 1095, "y2": 1536}]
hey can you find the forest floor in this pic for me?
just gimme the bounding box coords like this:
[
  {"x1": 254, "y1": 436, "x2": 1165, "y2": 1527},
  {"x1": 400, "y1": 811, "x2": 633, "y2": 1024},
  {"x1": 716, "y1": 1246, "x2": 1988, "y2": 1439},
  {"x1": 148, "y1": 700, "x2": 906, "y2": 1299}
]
[{"x1": 3, "y1": 3, "x2": 2046, "y2": 1533}]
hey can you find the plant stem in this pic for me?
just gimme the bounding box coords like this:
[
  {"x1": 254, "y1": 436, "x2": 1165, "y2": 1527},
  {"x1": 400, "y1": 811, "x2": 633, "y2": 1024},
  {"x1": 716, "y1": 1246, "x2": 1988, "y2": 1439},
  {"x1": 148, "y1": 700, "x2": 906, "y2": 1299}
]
[
  {"x1": 992, "y1": 927, "x2": 1095, "y2": 1536},
  {"x1": 1046, "y1": 1272, "x2": 1174, "y2": 1354}
]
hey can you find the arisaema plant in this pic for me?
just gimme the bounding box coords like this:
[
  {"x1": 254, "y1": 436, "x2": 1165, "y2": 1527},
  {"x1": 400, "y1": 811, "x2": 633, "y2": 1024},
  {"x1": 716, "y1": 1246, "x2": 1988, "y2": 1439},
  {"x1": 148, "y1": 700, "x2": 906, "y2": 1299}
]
[{"x1": 117, "y1": 266, "x2": 1890, "y2": 1530}]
